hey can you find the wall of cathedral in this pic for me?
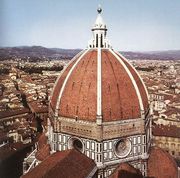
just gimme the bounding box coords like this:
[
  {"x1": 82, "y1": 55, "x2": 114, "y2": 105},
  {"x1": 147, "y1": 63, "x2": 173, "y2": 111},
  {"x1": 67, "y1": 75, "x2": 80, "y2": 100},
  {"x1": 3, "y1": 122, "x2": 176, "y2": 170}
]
[
  {"x1": 49, "y1": 130, "x2": 149, "y2": 176},
  {"x1": 47, "y1": 113, "x2": 152, "y2": 178}
]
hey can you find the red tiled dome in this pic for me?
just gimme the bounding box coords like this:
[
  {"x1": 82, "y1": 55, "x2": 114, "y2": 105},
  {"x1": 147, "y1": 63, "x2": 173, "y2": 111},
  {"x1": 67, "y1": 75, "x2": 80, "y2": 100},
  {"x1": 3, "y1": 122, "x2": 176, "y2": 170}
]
[
  {"x1": 147, "y1": 147, "x2": 178, "y2": 178},
  {"x1": 50, "y1": 48, "x2": 149, "y2": 122}
]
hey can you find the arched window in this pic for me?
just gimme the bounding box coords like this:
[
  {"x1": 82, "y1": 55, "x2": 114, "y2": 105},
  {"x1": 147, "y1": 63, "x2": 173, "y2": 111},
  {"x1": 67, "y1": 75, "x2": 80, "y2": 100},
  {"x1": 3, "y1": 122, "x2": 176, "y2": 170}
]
[{"x1": 68, "y1": 137, "x2": 84, "y2": 152}]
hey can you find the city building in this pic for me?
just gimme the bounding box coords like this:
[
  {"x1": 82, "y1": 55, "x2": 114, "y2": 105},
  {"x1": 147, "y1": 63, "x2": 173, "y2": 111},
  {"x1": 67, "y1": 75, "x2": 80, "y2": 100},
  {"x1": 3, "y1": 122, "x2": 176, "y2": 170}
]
[{"x1": 152, "y1": 123, "x2": 180, "y2": 159}]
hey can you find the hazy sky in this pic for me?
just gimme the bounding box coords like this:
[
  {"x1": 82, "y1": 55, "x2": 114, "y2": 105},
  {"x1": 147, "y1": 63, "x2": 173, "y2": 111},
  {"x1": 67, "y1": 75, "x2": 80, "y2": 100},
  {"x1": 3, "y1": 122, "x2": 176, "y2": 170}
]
[{"x1": 1, "y1": 0, "x2": 180, "y2": 51}]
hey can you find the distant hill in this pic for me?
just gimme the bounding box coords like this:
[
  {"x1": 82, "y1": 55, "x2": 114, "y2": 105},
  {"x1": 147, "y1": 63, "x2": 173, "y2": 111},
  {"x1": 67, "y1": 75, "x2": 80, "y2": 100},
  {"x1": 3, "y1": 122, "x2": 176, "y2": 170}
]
[
  {"x1": 0, "y1": 46, "x2": 180, "y2": 61},
  {"x1": 121, "y1": 50, "x2": 180, "y2": 60},
  {"x1": 0, "y1": 46, "x2": 81, "y2": 60}
]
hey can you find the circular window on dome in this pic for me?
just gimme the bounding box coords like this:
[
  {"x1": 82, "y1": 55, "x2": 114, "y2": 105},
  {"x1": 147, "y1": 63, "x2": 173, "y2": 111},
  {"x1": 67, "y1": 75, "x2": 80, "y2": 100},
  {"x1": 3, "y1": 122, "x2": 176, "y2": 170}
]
[
  {"x1": 114, "y1": 139, "x2": 131, "y2": 158},
  {"x1": 68, "y1": 137, "x2": 84, "y2": 152}
]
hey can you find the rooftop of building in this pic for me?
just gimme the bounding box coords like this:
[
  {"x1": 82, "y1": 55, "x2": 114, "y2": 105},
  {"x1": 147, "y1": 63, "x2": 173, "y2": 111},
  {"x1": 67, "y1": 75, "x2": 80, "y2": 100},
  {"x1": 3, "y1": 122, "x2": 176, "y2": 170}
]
[
  {"x1": 110, "y1": 162, "x2": 143, "y2": 178},
  {"x1": 152, "y1": 123, "x2": 180, "y2": 138},
  {"x1": 0, "y1": 108, "x2": 30, "y2": 120},
  {"x1": 22, "y1": 149, "x2": 96, "y2": 178}
]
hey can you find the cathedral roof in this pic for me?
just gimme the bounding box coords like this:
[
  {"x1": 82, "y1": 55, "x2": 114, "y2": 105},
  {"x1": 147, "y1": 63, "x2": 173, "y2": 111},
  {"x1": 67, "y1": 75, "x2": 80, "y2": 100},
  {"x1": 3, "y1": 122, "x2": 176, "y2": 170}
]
[
  {"x1": 49, "y1": 7, "x2": 149, "y2": 123},
  {"x1": 50, "y1": 48, "x2": 149, "y2": 122}
]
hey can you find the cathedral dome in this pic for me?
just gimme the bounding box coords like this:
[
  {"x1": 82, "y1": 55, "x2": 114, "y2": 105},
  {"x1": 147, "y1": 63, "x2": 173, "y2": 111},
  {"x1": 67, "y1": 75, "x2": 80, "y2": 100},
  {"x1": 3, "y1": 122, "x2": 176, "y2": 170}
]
[
  {"x1": 49, "y1": 7, "x2": 149, "y2": 123},
  {"x1": 49, "y1": 50, "x2": 149, "y2": 123}
]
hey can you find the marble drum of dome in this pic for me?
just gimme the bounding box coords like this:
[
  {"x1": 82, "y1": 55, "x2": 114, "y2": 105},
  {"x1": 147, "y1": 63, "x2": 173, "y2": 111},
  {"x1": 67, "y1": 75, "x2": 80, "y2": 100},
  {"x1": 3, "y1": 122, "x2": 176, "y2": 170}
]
[{"x1": 114, "y1": 139, "x2": 132, "y2": 158}]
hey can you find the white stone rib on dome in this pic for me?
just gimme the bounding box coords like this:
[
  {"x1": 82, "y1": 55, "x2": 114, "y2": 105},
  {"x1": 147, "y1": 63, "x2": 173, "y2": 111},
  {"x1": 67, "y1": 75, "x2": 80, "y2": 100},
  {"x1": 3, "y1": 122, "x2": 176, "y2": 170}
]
[
  {"x1": 54, "y1": 49, "x2": 90, "y2": 116},
  {"x1": 110, "y1": 49, "x2": 144, "y2": 113}
]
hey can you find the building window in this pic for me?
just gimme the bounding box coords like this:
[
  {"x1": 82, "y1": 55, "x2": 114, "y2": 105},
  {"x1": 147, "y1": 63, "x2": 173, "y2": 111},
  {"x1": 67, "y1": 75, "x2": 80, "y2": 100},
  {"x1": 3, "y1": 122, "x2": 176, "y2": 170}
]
[
  {"x1": 114, "y1": 139, "x2": 131, "y2": 158},
  {"x1": 144, "y1": 146, "x2": 146, "y2": 153},
  {"x1": 91, "y1": 152, "x2": 95, "y2": 159},
  {"x1": 142, "y1": 164, "x2": 145, "y2": 170},
  {"x1": 133, "y1": 146, "x2": 137, "y2": 154},
  {"x1": 92, "y1": 142, "x2": 95, "y2": 150},
  {"x1": 137, "y1": 163, "x2": 141, "y2": 169},
  {"x1": 63, "y1": 135, "x2": 66, "y2": 143},
  {"x1": 96, "y1": 143, "x2": 99, "y2": 152},
  {"x1": 59, "y1": 135, "x2": 61, "y2": 142},
  {"x1": 171, "y1": 143, "x2": 175, "y2": 149},
  {"x1": 100, "y1": 154, "x2": 102, "y2": 162},
  {"x1": 104, "y1": 142, "x2": 107, "y2": 150},
  {"x1": 172, "y1": 151, "x2": 175, "y2": 155},
  {"x1": 53, "y1": 134, "x2": 56, "y2": 142},
  {"x1": 99, "y1": 143, "x2": 102, "y2": 152},
  {"x1": 53, "y1": 144, "x2": 56, "y2": 151},
  {"x1": 108, "y1": 170, "x2": 112, "y2": 175},
  {"x1": 165, "y1": 143, "x2": 169, "y2": 148},
  {"x1": 133, "y1": 137, "x2": 136, "y2": 144},
  {"x1": 138, "y1": 136, "x2": 141, "y2": 144},
  {"x1": 56, "y1": 144, "x2": 59, "y2": 151},
  {"x1": 104, "y1": 152, "x2": 108, "y2": 159},
  {"x1": 104, "y1": 171, "x2": 107, "y2": 177},
  {"x1": 87, "y1": 141, "x2": 90, "y2": 149},
  {"x1": 59, "y1": 144, "x2": 62, "y2": 151},
  {"x1": 109, "y1": 142, "x2": 112, "y2": 149},
  {"x1": 68, "y1": 137, "x2": 84, "y2": 152},
  {"x1": 109, "y1": 151, "x2": 112, "y2": 158},
  {"x1": 138, "y1": 145, "x2": 141, "y2": 153},
  {"x1": 143, "y1": 135, "x2": 146, "y2": 144},
  {"x1": 96, "y1": 155, "x2": 98, "y2": 162}
]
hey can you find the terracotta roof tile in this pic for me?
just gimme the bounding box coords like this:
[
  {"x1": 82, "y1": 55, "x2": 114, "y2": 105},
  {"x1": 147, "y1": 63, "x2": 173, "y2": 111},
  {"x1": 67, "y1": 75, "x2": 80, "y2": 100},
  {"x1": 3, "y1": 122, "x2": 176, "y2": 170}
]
[
  {"x1": 0, "y1": 108, "x2": 30, "y2": 119},
  {"x1": 147, "y1": 146, "x2": 178, "y2": 178},
  {"x1": 102, "y1": 50, "x2": 140, "y2": 121},
  {"x1": 110, "y1": 162, "x2": 143, "y2": 178},
  {"x1": 50, "y1": 49, "x2": 148, "y2": 122},
  {"x1": 28, "y1": 102, "x2": 48, "y2": 113},
  {"x1": 58, "y1": 50, "x2": 97, "y2": 121},
  {"x1": 50, "y1": 53, "x2": 81, "y2": 110},
  {"x1": 23, "y1": 149, "x2": 96, "y2": 178},
  {"x1": 116, "y1": 52, "x2": 149, "y2": 112},
  {"x1": 152, "y1": 124, "x2": 180, "y2": 138}
]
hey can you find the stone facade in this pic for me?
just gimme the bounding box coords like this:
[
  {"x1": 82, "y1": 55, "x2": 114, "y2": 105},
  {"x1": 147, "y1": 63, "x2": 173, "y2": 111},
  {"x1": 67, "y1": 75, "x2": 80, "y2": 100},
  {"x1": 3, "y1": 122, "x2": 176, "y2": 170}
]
[{"x1": 48, "y1": 109, "x2": 152, "y2": 177}]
